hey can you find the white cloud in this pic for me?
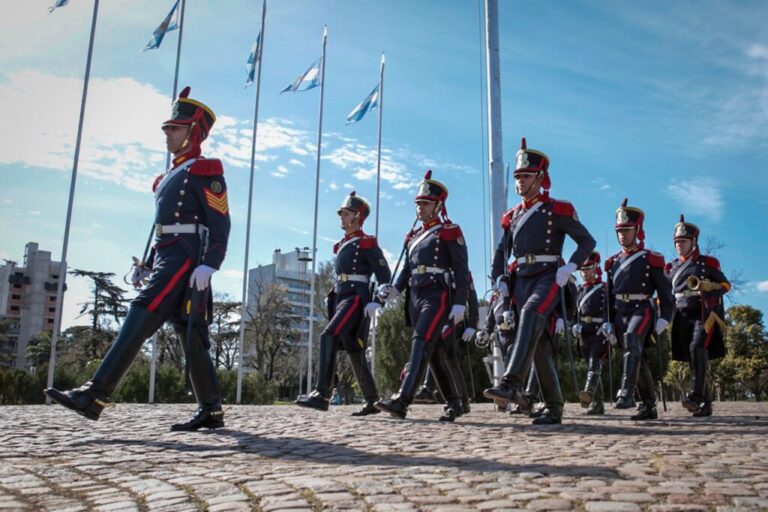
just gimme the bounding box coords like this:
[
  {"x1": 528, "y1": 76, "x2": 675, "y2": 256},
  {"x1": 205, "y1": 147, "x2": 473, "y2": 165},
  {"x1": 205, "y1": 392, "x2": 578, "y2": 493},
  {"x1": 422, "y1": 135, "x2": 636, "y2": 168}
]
[
  {"x1": 288, "y1": 226, "x2": 309, "y2": 235},
  {"x1": 289, "y1": 159, "x2": 306, "y2": 167},
  {"x1": 329, "y1": 182, "x2": 338, "y2": 190},
  {"x1": 219, "y1": 269, "x2": 244, "y2": 280},
  {"x1": 756, "y1": 280, "x2": 768, "y2": 293},
  {"x1": 665, "y1": 178, "x2": 724, "y2": 221},
  {"x1": 747, "y1": 44, "x2": 768, "y2": 60}
]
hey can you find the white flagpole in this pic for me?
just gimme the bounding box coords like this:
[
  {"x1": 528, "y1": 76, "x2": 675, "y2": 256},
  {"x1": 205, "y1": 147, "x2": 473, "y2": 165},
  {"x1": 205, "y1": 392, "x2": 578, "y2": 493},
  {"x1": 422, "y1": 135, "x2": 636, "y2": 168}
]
[
  {"x1": 236, "y1": 0, "x2": 267, "y2": 405},
  {"x1": 306, "y1": 26, "x2": 328, "y2": 396},
  {"x1": 150, "y1": 0, "x2": 186, "y2": 404},
  {"x1": 370, "y1": 53, "x2": 385, "y2": 379},
  {"x1": 46, "y1": 0, "x2": 100, "y2": 401}
]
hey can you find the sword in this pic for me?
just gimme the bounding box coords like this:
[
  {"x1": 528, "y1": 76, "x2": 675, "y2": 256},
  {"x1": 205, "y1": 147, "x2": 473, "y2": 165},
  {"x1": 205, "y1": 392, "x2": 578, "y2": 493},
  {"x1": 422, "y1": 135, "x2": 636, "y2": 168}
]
[
  {"x1": 652, "y1": 331, "x2": 668, "y2": 412},
  {"x1": 559, "y1": 287, "x2": 579, "y2": 393}
]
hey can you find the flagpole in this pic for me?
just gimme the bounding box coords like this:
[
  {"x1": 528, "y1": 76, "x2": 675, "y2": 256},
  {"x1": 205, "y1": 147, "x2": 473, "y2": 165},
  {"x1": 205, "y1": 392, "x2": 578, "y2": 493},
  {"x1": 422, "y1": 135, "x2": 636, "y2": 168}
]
[
  {"x1": 236, "y1": 0, "x2": 266, "y2": 405},
  {"x1": 370, "y1": 53, "x2": 385, "y2": 379},
  {"x1": 306, "y1": 26, "x2": 328, "y2": 396},
  {"x1": 46, "y1": 0, "x2": 100, "y2": 402},
  {"x1": 150, "y1": 0, "x2": 186, "y2": 404}
]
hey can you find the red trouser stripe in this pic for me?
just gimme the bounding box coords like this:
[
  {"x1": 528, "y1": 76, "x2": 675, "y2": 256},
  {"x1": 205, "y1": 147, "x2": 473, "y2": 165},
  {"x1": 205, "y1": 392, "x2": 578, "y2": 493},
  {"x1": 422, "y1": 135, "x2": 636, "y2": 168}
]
[
  {"x1": 704, "y1": 329, "x2": 714, "y2": 349},
  {"x1": 637, "y1": 307, "x2": 651, "y2": 335},
  {"x1": 536, "y1": 282, "x2": 560, "y2": 315},
  {"x1": 147, "y1": 258, "x2": 192, "y2": 313},
  {"x1": 425, "y1": 290, "x2": 448, "y2": 342},
  {"x1": 333, "y1": 295, "x2": 360, "y2": 335}
]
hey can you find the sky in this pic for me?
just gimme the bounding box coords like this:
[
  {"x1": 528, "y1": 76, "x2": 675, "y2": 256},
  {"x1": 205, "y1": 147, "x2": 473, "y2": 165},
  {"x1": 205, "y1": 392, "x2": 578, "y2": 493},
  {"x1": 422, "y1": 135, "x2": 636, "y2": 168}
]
[{"x1": 1, "y1": 0, "x2": 767, "y2": 330}]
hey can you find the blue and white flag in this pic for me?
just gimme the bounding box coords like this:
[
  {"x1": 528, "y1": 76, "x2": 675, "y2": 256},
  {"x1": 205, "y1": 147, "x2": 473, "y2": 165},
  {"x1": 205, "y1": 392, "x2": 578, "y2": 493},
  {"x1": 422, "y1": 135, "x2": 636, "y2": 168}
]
[
  {"x1": 280, "y1": 58, "x2": 322, "y2": 94},
  {"x1": 244, "y1": 33, "x2": 261, "y2": 88},
  {"x1": 346, "y1": 84, "x2": 380, "y2": 124},
  {"x1": 48, "y1": 0, "x2": 69, "y2": 13},
  {"x1": 143, "y1": 0, "x2": 181, "y2": 52}
]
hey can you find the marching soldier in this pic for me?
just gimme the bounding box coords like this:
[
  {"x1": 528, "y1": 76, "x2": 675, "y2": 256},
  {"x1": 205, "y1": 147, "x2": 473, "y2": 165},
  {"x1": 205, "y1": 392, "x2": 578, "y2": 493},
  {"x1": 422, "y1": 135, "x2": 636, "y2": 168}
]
[
  {"x1": 45, "y1": 86, "x2": 230, "y2": 431},
  {"x1": 376, "y1": 170, "x2": 470, "y2": 422},
  {"x1": 572, "y1": 251, "x2": 608, "y2": 415},
  {"x1": 295, "y1": 192, "x2": 391, "y2": 416},
  {"x1": 484, "y1": 138, "x2": 596, "y2": 425},
  {"x1": 602, "y1": 199, "x2": 674, "y2": 420},
  {"x1": 667, "y1": 215, "x2": 730, "y2": 417}
]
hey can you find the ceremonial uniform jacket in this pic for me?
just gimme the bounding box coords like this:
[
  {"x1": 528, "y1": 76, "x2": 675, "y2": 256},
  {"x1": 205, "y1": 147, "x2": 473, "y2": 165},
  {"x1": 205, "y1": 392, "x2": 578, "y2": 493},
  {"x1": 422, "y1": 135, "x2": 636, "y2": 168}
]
[
  {"x1": 149, "y1": 149, "x2": 231, "y2": 270},
  {"x1": 577, "y1": 280, "x2": 606, "y2": 336},
  {"x1": 666, "y1": 250, "x2": 729, "y2": 360},
  {"x1": 604, "y1": 246, "x2": 674, "y2": 323},
  {"x1": 491, "y1": 194, "x2": 595, "y2": 280},
  {"x1": 331, "y1": 230, "x2": 391, "y2": 300},
  {"x1": 394, "y1": 218, "x2": 469, "y2": 306}
]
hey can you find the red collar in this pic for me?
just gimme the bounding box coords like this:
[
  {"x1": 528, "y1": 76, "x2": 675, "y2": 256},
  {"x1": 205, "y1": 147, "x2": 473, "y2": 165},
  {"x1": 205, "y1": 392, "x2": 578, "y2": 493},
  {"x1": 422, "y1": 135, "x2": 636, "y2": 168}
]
[
  {"x1": 172, "y1": 145, "x2": 201, "y2": 167},
  {"x1": 344, "y1": 230, "x2": 364, "y2": 241},
  {"x1": 521, "y1": 191, "x2": 550, "y2": 210},
  {"x1": 680, "y1": 248, "x2": 700, "y2": 262},
  {"x1": 421, "y1": 218, "x2": 442, "y2": 230}
]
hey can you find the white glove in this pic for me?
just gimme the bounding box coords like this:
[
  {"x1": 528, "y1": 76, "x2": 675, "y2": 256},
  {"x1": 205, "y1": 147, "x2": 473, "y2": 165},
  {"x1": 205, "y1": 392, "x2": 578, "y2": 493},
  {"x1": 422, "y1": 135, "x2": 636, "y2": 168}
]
[
  {"x1": 461, "y1": 327, "x2": 476, "y2": 342},
  {"x1": 131, "y1": 265, "x2": 151, "y2": 288},
  {"x1": 502, "y1": 310, "x2": 515, "y2": 327},
  {"x1": 572, "y1": 323, "x2": 583, "y2": 337},
  {"x1": 377, "y1": 284, "x2": 399, "y2": 302},
  {"x1": 555, "y1": 318, "x2": 565, "y2": 334},
  {"x1": 495, "y1": 276, "x2": 509, "y2": 297},
  {"x1": 608, "y1": 334, "x2": 618, "y2": 346},
  {"x1": 600, "y1": 322, "x2": 613, "y2": 338},
  {"x1": 448, "y1": 304, "x2": 466, "y2": 325},
  {"x1": 189, "y1": 264, "x2": 215, "y2": 291},
  {"x1": 364, "y1": 302, "x2": 382, "y2": 318},
  {"x1": 556, "y1": 262, "x2": 578, "y2": 287},
  {"x1": 655, "y1": 318, "x2": 669, "y2": 335}
]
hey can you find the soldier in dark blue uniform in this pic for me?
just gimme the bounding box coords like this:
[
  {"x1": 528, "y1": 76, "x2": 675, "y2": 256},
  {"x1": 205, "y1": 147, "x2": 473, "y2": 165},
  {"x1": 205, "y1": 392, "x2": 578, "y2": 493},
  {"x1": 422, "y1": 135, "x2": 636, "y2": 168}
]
[
  {"x1": 295, "y1": 192, "x2": 391, "y2": 416},
  {"x1": 45, "y1": 86, "x2": 231, "y2": 431},
  {"x1": 375, "y1": 171, "x2": 470, "y2": 421},
  {"x1": 666, "y1": 215, "x2": 730, "y2": 417},
  {"x1": 571, "y1": 251, "x2": 609, "y2": 415},
  {"x1": 602, "y1": 199, "x2": 674, "y2": 420},
  {"x1": 483, "y1": 138, "x2": 595, "y2": 425}
]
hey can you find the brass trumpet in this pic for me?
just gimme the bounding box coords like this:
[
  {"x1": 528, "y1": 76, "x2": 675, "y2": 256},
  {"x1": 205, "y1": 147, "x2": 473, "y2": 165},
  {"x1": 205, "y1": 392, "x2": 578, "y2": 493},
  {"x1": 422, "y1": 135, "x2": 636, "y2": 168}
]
[{"x1": 686, "y1": 275, "x2": 721, "y2": 292}]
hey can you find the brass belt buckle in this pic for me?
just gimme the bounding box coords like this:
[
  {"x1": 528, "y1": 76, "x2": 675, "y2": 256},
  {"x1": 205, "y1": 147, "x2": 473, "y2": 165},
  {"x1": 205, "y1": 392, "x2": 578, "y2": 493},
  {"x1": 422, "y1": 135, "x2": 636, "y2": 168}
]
[
  {"x1": 339, "y1": 274, "x2": 348, "y2": 282},
  {"x1": 621, "y1": 293, "x2": 630, "y2": 302},
  {"x1": 417, "y1": 264, "x2": 426, "y2": 274},
  {"x1": 155, "y1": 224, "x2": 162, "y2": 237},
  {"x1": 584, "y1": 316, "x2": 592, "y2": 323},
  {"x1": 525, "y1": 254, "x2": 536, "y2": 264}
]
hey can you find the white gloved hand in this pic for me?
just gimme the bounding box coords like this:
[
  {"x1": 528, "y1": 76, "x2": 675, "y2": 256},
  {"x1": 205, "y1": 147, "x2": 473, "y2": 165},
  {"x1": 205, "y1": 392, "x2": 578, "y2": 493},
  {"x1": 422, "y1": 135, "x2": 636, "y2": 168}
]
[
  {"x1": 448, "y1": 304, "x2": 466, "y2": 325},
  {"x1": 655, "y1": 318, "x2": 669, "y2": 335},
  {"x1": 600, "y1": 322, "x2": 614, "y2": 338},
  {"x1": 495, "y1": 276, "x2": 509, "y2": 297},
  {"x1": 555, "y1": 318, "x2": 565, "y2": 334},
  {"x1": 377, "y1": 284, "x2": 399, "y2": 302},
  {"x1": 364, "y1": 302, "x2": 382, "y2": 318},
  {"x1": 131, "y1": 265, "x2": 151, "y2": 288},
  {"x1": 502, "y1": 310, "x2": 515, "y2": 327},
  {"x1": 189, "y1": 264, "x2": 215, "y2": 291},
  {"x1": 609, "y1": 333, "x2": 618, "y2": 346},
  {"x1": 556, "y1": 262, "x2": 578, "y2": 287},
  {"x1": 461, "y1": 327, "x2": 476, "y2": 342},
  {"x1": 572, "y1": 323, "x2": 583, "y2": 337}
]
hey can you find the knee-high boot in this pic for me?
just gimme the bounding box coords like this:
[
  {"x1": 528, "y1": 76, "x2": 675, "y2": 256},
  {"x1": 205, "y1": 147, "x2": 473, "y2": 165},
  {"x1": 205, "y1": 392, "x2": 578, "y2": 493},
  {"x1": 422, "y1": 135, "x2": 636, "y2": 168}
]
[
  {"x1": 295, "y1": 333, "x2": 337, "y2": 411},
  {"x1": 483, "y1": 309, "x2": 548, "y2": 408},
  {"x1": 375, "y1": 336, "x2": 435, "y2": 419},
  {"x1": 615, "y1": 333, "x2": 642, "y2": 409},
  {"x1": 631, "y1": 357, "x2": 658, "y2": 420},
  {"x1": 580, "y1": 357, "x2": 603, "y2": 407},
  {"x1": 44, "y1": 305, "x2": 165, "y2": 420},
  {"x1": 348, "y1": 349, "x2": 380, "y2": 416},
  {"x1": 530, "y1": 336, "x2": 564, "y2": 425},
  {"x1": 685, "y1": 347, "x2": 710, "y2": 414},
  {"x1": 430, "y1": 344, "x2": 463, "y2": 422}
]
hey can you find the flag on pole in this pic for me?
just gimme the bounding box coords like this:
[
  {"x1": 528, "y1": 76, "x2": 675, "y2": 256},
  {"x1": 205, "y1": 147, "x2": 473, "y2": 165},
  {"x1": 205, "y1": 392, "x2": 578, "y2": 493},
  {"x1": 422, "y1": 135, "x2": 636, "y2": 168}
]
[
  {"x1": 346, "y1": 84, "x2": 380, "y2": 124},
  {"x1": 143, "y1": 0, "x2": 181, "y2": 52},
  {"x1": 48, "y1": 0, "x2": 69, "y2": 12},
  {"x1": 244, "y1": 33, "x2": 261, "y2": 88},
  {"x1": 280, "y1": 58, "x2": 322, "y2": 93}
]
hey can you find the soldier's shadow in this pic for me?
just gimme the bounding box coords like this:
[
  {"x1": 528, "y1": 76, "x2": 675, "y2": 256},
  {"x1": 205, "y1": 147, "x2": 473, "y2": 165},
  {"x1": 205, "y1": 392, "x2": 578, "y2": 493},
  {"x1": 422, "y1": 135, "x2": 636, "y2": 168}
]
[{"x1": 81, "y1": 431, "x2": 618, "y2": 479}]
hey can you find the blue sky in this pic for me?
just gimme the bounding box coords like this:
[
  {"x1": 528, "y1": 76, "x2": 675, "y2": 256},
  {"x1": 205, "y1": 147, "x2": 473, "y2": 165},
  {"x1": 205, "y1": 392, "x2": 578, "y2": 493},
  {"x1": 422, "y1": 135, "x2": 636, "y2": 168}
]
[{"x1": 1, "y1": 0, "x2": 767, "y2": 329}]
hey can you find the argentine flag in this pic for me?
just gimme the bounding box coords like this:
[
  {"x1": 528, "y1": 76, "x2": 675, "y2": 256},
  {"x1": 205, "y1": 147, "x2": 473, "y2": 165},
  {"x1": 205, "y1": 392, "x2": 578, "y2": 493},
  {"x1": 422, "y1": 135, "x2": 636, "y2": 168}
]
[
  {"x1": 280, "y1": 58, "x2": 322, "y2": 93},
  {"x1": 48, "y1": 0, "x2": 69, "y2": 13},
  {"x1": 244, "y1": 33, "x2": 261, "y2": 88},
  {"x1": 346, "y1": 84, "x2": 380, "y2": 124},
  {"x1": 143, "y1": 0, "x2": 181, "y2": 52}
]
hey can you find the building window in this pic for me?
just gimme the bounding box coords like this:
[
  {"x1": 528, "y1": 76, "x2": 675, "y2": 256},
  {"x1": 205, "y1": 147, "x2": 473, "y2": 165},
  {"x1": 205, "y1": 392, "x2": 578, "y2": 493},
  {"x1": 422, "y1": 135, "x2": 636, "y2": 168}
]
[
  {"x1": 48, "y1": 307, "x2": 56, "y2": 313},
  {"x1": 13, "y1": 284, "x2": 21, "y2": 290},
  {"x1": 11, "y1": 294, "x2": 21, "y2": 300},
  {"x1": 10, "y1": 306, "x2": 19, "y2": 312},
  {"x1": 47, "y1": 318, "x2": 54, "y2": 324}
]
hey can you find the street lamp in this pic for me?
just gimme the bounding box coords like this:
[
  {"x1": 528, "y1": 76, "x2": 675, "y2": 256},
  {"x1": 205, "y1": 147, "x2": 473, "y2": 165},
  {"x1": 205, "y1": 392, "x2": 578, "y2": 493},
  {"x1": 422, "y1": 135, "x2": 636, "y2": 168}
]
[{"x1": 295, "y1": 247, "x2": 312, "y2": 396}]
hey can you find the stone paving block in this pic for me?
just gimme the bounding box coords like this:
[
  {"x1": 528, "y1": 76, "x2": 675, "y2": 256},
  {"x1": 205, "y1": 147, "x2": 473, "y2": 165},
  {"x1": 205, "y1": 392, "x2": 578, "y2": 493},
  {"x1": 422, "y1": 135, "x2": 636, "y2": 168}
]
[{"x1": 585, "y1": 501, "x2": 641, "y2": 512}]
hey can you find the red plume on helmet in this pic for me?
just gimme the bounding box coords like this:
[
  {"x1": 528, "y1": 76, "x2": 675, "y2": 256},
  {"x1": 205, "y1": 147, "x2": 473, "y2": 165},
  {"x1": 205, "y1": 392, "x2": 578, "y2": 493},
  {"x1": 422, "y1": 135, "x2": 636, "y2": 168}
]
[
  {"x1": 513, "y1": 137, "x2": 551, "y2": 191},
  {"x1": 162, "y1": 86, "x2": 216, "y2": 147},
  {"x1": 615, "y1": 197, "x2": 646, "y2": 242},
  {"x1": 579, "y1": 250, "x2": 602, "y2": 280},
  {"x1": 415, "y1": 169, "x2": 450, "y2": 221}
]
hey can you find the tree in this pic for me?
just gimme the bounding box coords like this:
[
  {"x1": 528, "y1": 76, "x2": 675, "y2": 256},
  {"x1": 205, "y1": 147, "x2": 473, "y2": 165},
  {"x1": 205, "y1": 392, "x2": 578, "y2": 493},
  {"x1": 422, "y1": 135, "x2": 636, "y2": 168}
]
[
  {"x1": 210, "y1": 293, "x2": 241, "y2": 370},
  {"x1": 70, "y1": 269, "x2": 129, "y2": 330},
  {"x1": 372, "y1": 295, "x2": 412, "y2": 396},
  {"x1": 713, "y1": 305, "x2": 768, "y2": 401}
]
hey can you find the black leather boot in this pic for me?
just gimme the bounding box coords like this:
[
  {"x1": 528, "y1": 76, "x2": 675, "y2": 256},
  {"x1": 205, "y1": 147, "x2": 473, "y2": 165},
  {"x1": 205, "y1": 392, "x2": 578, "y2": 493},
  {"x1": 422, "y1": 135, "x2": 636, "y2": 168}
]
[
  {"x1": 580, "y1": 357, "x2": 602, "y2": 408},
  {"x1": 44, "y1": 306, "x2": 165, "y2": 420},
  {"x1": 586, "y1": 401, "x2": 605, "y2": 415},
  {"x1": 171, "y1": 407, "x2": 224, "y2": 431},
  {"x1": 174, "y1": 323, "x2": 223, "y2": 430},
  {"x1": 439, "y1": 399, "x2": 462, "y2": 422},
  {"x1": 532, "y1": 408, "x2": 562, "y2": 425},
  {"x1": 414, "y1": 368, "x2": 437, "y2": 403},
  {"x1": 348, "y1": 349, "x2": 380, "y2": 416},
  {"x1": 483, "y1": 309, "x2": 547, "y2": 408},
  {"x1": 375, "y1": 336, "x2": 434, "y2": 419},
  {"x1": 295, "y1": 333, "x2": 337, "y2": 411},
  {"x1": 615, "y1": 333, "x2": 642, "y2": 409},
  {"x1": 630, "y1": 400, "x2": 658, "y2": 420},
  {"x1": 683, "y1": 348, "x2": 709, "y2": 413},
  {"x1": 431, "y1": 344, "x2": 462, "y2": 420},
  {"x1": 531, "y1": 332, "x2": 564, "y2": 424}
]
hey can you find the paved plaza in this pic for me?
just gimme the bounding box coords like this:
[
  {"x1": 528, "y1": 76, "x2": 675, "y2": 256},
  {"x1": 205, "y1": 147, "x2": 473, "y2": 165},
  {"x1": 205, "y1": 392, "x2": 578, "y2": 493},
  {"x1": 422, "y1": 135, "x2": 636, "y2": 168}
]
[{"x1": 1, "y1": 401, "x2": 767, "y2": 511}]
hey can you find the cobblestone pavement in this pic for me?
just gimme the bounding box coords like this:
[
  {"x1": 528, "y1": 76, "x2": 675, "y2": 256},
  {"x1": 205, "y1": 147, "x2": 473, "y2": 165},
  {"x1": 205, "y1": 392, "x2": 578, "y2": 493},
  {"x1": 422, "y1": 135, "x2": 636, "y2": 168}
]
[{"x1": 1, "y1": 402, "x2": 767, "y2": 511}]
